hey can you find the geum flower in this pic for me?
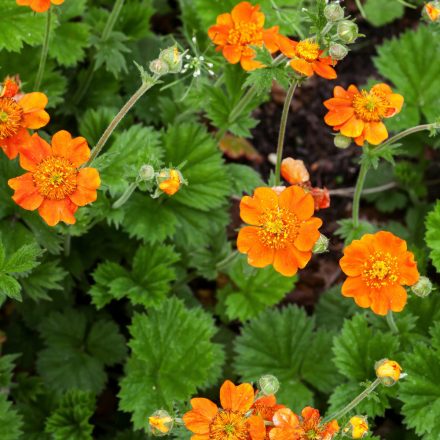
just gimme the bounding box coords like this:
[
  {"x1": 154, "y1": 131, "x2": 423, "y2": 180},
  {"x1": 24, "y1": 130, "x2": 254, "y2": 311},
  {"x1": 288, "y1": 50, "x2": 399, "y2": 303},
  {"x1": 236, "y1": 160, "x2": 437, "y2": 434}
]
[
  {"x1": 8, "y1": 131, "x2": 100, "y2": 226},
  {"x1": 340, "y1": 231, "x2": 419, "y2": 315},
  {"x1": 0, "y1": 76, "x2": 21, "y2": 99},
  {"x1": 0, "y1": 89, "x2": 49, "y2": 159},
  {"x1": 425, "y1": 2, "x2": 440, "y2": 22},
  {"x1": 16, "y1": 0, "x2": 64, "y2": 13},
  {"x1": 277, "y1": 36, "x2": 337, "y2": 79},
  {"x1": 237, "y1": 186, "x2": 322, "y2": 277},
  {"x1": 270, "y1": 407, "x2": 339, "y2": 440},
  {"x1": 323, "y1": 84, "x2": 404, "y2": 146},
  {"x1": 208, "y1": 1, "x2": 280, "y2": 71},
  {"x1": 252, "y1": 394, "x2": 284, "y2": 438},
  {"x1": 183, "y1": 380, "x2": 266, "y2": 440}
]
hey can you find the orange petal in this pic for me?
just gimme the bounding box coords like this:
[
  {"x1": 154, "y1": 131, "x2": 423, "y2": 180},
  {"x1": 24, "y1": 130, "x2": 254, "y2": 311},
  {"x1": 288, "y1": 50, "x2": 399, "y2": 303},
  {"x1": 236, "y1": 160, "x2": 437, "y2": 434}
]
[
  {"x1": 324, "y1": 107, "x2": 354, "y2": 126},
  {"x1": 19, "y1": 133, "x2": 51, "y2": 171},
  {"x1": 371, "y1": 83, "x2": 393, "y2": 95},
  {"x1": 340, "y1": 116, "x2": 365, "y2": 138},
  {"x1": 273, "y1": 408, "x2": 301, "y2": 428},
  {"x1": 8, "y1": 173, "x2": 44, "y2": 210},
  {"x1": 273, "y1": 245, "x2": 310, "y2": 276},
  {"x1": 281, "y1": 158, "x2": 310, "y2": 185},
  {"x1": 69, "y1": 168, "x2": 100, "y2": 206},
  {"x1": 51, "y1": 130, "x2": 90, "y2": 166},
  {"x1": 241, "y1": 55, "x2": 262, "y2": 71},
  {"x1": 222, "y1": 45, "x2": 242, "y2": 64},
  {"x1": 385, "y1": 93, "x2": 404, "y2": 118},
  {"x1": 217, "y1": 12, "x2": 233, "y2": 26},
  {"x1": 312, "y1": 60, "x2": 337, "y2": 79},
  {"x1": 248, "y1": 415, "x2": 266, "y2": 440},
  {"x1": 237, "y1": 227, "x2": 275, "y2": 268},
  {"x1": 294, "y1": 217, "x2": 322, "y2": 252},
  {"x1": 276, "y1": 35, "x2": 297, "y2": 58},
  {"x1": 208, "y1": 24, "x2": 229, "y2": 46},
  {"x1": 348, "y1": 85, "x2": 360, "y2": 95},
  {"x1": 231, "y1": 1, "x2": 256, "y2": 22},
  {"x1": 289, "y1": 59, "x2": 314, "y2": 77},
  {"x1": 387, "y1": 284, "x2": 408, "y2": 313},
  {"x1": 220, "y1": 381, "x2": 254, "y2": 413},
  {"x1": 22, "y1": 109, "x2": 50, "y2": 130},
  {"x1": 278, "y1": 186, "x2": 314, "y2": 220},
  {"x1": 333, "y1": 85, "x2": 352, "y2": 99},
  {"x1": 341, "y1": 276, "x2": 371, "y2": 307},
  {"x1": 38, "y1": 198, "x2": 77, "y2": 226},
  {"x1": 364, "y1": 122, "x2": 388, "y2": 145},
  {"x1": 263, "y1": 27, "x2": 280, "y2": 53},
  {"x1": 19, "y1": 92, "x2": 49, "y2": 128},
  {"x1": 183, "y1": 398, "x2": 218, "y2": 435},
  {"x1": 28, "y1": 0, "x2": 51, "y2": 12},
  {"x1": 0, "y1": 128, "x2": 31, "y2": 160},
  {"x1": 240, "y1": 187, "x2": 278, "y2": 225},
  {"x1": 340, "y1": 240, "x2": 370, "y2": 276},
  {"x1": 323, "y1": 97, "x2": 352, "y2": 110}
]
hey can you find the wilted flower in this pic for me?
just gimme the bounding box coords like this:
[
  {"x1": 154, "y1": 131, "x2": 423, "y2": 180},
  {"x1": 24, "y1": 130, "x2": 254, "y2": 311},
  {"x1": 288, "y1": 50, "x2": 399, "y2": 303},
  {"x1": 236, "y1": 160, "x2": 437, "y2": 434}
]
[
  {"x1": 0, "y1": 76, "x2": 20, "y2": 99},
  {"x1": 375, "y1": 359, "x2": 403, "y2": 386},
  {"x1": 149, "y1": 410, "x2": 174, "y2": 436},
  {"x1": 157, "y1": 168, "x2": 184, "y2": 196},
  {"x1": 343, "y1": 416, "x2": 369, "y2": 439},
  {"x1": 281, "y1": 157, "x2": 310, "y2": 185}
]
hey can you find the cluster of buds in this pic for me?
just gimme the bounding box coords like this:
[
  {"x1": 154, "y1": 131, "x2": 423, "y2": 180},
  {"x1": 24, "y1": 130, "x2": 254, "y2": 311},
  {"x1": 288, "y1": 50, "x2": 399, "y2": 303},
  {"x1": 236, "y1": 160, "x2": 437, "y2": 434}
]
[
  {"x1": 149, "y1": 46, "x2": 184, "y2": 77},
  {"x1": 139, "y1": 164, "x2": 187, "y2": 198},
  {"x1": 424, "y1": 1, "x2": 440, "y2": 22}
]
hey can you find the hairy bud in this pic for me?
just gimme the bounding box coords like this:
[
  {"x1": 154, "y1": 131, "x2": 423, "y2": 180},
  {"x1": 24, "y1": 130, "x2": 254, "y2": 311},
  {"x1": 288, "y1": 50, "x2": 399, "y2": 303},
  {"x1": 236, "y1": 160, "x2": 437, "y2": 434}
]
[
  {"x1": 334, "y1": 134, "x2": 352, "y2": 149},
  {"x1": 329, "y1": 43, "x2": 349, "y2": 61},
  {"x1": 375, "y1": 359, "x2": 402, "y2": 387},
  {"x1": 159, "y1": 46, "x2": 183, "y2": 73},
  {"x1": 337, "y1": 20, "x2": 359, "y2": 44},
  {"x1": 411, "y1": 276, "x2": 433, "y2": 298},
  {"x1": 258, "y1": 374, "x2": 280, "y2": 395},
  {"x1": 342, "y1": 416, "x2": 369, "y2": 439},
  {"x1": 149, "y1": 410, "x2": 174, "y2": 436},
  {"x1": 139, "y1": 165, "x2": 155, "y2": 181},
  {"x1": 149, "y1": 59, "x2": 170, "y2": 76},
  {"x1": 324, "y1": 3, "x2": 345, "y2": 22},
  {"x1": 313, "y1": 234, "x2": 330, "y2": 254}
]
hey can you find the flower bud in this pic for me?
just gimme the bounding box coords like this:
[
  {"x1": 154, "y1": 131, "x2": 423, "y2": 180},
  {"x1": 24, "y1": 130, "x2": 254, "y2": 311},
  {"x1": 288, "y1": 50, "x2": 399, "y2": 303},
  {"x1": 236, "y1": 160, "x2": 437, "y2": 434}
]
[
  {"x1": 342, "y1": 416, "x2": 369, "y2": 439},
  {"x1": 159, "y1": 46, "x2": 183, "y2": 73},
  {"x1": 281, "y1": 157, "x2": 310, "y2": 185},
  {"x1": 411, "y1": 276, "x2": 433, "y2": 298},
  {"x1": 424, "y1": 1, "x2": 440, "y2": 22},
  {"x1": 157, "y1": 168, "x2": 184, "y2": 196},
  {"x1": 375, "y1": 359, "x2": 402, "y2": 386},
  {"x1": 324, "y1": 3, "x2": 345, "y2": 22},
  {"x1": 334, "y1": 134, "x2": 352, "y2": 149},
  {"x1": 149, "y1": 410, "x2": 174, "y2": 436},
  {"x1": 313, "y1": 234, "x2": 330, "y2": 254},
  {"x1": 329, "y1": 43, "x2": 349, "y2": 61},
  {"x1": 0, "y1": 76, "x2": 20, "y2": 98},
  {"x1": 139, "y1": 164, "x2": 155, "y2": 181},
  {"x1": 149, "y1": 59, "x2": 170, "y2": 76},
  {"x1": 258, "y1": 374, "x2": 280, "y2": 395},
  {"x1": 337, "y1": 20, "x2": 359, "y2": 44}
]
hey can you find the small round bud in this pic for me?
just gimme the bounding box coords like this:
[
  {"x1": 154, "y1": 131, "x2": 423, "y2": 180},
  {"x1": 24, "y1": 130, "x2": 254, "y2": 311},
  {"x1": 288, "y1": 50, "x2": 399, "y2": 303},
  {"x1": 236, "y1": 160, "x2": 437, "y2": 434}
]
[
  {"x1": 159, "y1": 46, "x2": 183, "y2": 73},
  {"x1": 324, "y1": 3, "x2": 345, "y2": 22},
  {"x1": 337, "y1": 20, "x2": 359, "y2": 44},
  {"x1": 424, "y1": 1, "x2": 440, "y2": 22},
  {"x1": 149, "y1": 410, "x2": 174, "y2": 436},
  {"x1": 342, "y1": 416, "x2": 369, "y2": 439},
  {"x1": 313, "y1": 234, "x2": 330, "y2": 254},
  {"x1": 149, "y1": 59, "x2": 170, "y2": 76},
  {"x1": 334, "y1": 134, "x2": 352, "y2": 149},
  {"x1": 411, "y1": 276, "x2": 433, "y2": 298},
  {"x1": 375, "y1": 359, "x2": 402, "y2": 387},
  {"x1": 258, "y1": 374, "x2": 280, "y2": 396},
  {"x1": 139, "y1": 165, "x2": 155, "y2": 181},
  {"x1": 329, "y1": 43, "x2": 349, "y2": 61}
]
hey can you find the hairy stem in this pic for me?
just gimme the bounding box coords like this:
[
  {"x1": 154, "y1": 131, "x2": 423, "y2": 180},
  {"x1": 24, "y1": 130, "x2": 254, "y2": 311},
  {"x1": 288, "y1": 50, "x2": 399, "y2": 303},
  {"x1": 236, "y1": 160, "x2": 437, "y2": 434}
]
[
  {"x1": 34, "y1": 8, "x2": 51, "y2": 90},
  {"x1": 112, "y1": 181, "x2": 138, "y2": 209},
  {"x1": 386, "y1": 311, "x2": 399, "y2": 334},
  {"x1": 352, "y1": 159, "x2": 370, "y2": 228},
  {"x1": 274, "y1": 81, "x2": 298, "y2": 185},
  {"x1": 355, "y1": 0, "x2": 367, "y2": 18}
]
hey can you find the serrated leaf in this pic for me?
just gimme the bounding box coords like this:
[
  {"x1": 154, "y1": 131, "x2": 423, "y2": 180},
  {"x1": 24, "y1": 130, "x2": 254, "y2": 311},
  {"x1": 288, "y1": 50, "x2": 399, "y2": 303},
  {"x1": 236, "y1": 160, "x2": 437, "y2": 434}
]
[
  {"x1": 227, "y1": 164, "x2": 264, "y2": 196},
  {"x1": 119, "y1": 298, "x2": 224, "y2": 430},
  {"x1": 0, "y1": 354, "x2": 20, "y2": 388},
  {"x1": 3, "y1": 243, "x2": 41, "y2": 274},
  {"x1": 364, "y1": 0, "x2": 404, "y2": 26},
  {"x1": 0, "y1": 395, "x2": 23, "y2": 440},
  {"x1": 335, "y1": 219, "x2": 377, "y2": 244},
  {"x1": 425, "y1": 201, "x2": 440, "y2": 273},
  {"x1": 92, "y1": 31, "x2": 131, "y2": 76},
  {"x1": 79, "y1": 107, "x2": 119, "y2": 146},
  {"x1": 0, "y1": 273, "x2": 22, "y2": 301}
]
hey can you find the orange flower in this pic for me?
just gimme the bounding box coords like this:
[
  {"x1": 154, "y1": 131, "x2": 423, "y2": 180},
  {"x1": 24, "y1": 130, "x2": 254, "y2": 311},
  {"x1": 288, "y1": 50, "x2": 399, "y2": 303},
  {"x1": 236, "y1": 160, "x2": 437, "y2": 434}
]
[
  {"x1": 252, "y1": 394, "x2": 285, "y2": 438},
  {"x1": 16, "y1": 0, "x2": 64, "y2": 12},
  {"x1": 183, "y1": 380, "x2": 266, "y2": 440},
  {"x1": 270, "y1": 407, "x2": 339, "y2": 440},
  {"x1": 310, "y1": 187, "x2": 330, "y2": 211},
  {"x1": 323, "y1": 84, "x2": 404, "y2": 146},
  {"x1": 8, "y1": 131, "x2": 101, "y2": 226},
  {"x1": 425, "y1": 2, "x2": 440, "y2": 21},
  {"x1": 158, "y1": 169, "x2": 183, "y2": 196},
  {"x1": 0, "y1": 76, "x2": 21, "y2": 99},
  {"x1": 375, "y1": 359, "x2": 402, "y2": 385},
  {"x1": 340, "y1": 231, "x2": 419, "y2": 315},
  {"x1": 0, "y1": 91, "x2": 49, "y2": 159},
  {"x1": 277, "y1": 36, "x2": 337, "y2": 79},
  {"x1": 237, "y1": 186, "x2": 322, "y2": 276},
  {"x1": 281, "y1": 158, "x2": 310, "y2": 185},
  {"x1": 208, "y1": 1, "x2": 280, "y2": 71}
]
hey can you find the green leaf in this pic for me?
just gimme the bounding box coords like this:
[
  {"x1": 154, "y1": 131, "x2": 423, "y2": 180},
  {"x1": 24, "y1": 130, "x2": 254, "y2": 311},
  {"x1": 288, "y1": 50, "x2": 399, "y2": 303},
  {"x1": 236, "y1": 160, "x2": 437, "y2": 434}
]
[
  {"x1": 234, "y1": 305, "x2": 339, "y2": 411},
  {"x1": 79, "y1": 107, "x2": 119, "y2": 146},
  {"x1": 3, "y1": 243, "x2": 42, "y2": 274},
  {"x1": 0, "y1": 395, "x2": 23, "y2": 440},
  {"x1": 117, "y1": 0, "x2": 155, "y2": 39},
  {"x1": 217, "y1": 255, "x2": 296, "y2": 321},
  {"x1": 0, "y1": 273, "x2": 22, "y2": 301},
  {"x1": 0, "y1": 354, "x2": 20, "y2": 388},
  {"x1": 119, "y1": 298, "x2": 224, "y2": 430},
  {"x1": 227, "y1": 164, "x2": 264, "y2": 196},
  {"x1": 364, "y1": 0, "x2": 404, "y2": 27},
  {"x1": 92, "y1": 31, "x2": 131, "y2": 76},
  {"x1": 45, "y1": 390, "x2": 95, "y2": 440},
  {"x1": 425, "y1": 201, "x2": 440, "y2": 272},
  {"x1": 335, "y1": 219, "x2": 377, "y2": 244}
]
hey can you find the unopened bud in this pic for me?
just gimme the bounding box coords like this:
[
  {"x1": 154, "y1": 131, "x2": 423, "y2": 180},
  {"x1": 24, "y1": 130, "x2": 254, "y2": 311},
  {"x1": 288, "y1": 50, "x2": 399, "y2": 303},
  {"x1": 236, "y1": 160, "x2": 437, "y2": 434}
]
[
  {"x1": 313, "y1": 234, "x2": 330, "y2": 254},
  {"x1": 149, "y1": 59, "x2": 170, "y2": 76},
  {"x1": 411, "y1": 276, "x2": 433, "y2": 298},
  {"x1": 424, "y1": 1, "x2": 440, "y2": 22},
  {"x1": 157, "y1": 168, "x2": 185, "y2": 196},
  {"x1": 149, "y1": 410, "x2": 174, "y2": 436},
  {"x1": 334, "y1": 134, "x2": 352, "y2": 149},
  {"x1": 337, "y1": 20, "x2": 359, "y2": 44},
  {"x1": 139, "y1": 165, "x2": 155, "y2": 181},
  {"x1": 258, "y1": 375, "x2": 280, "y2": 395},
  {"x1": 324, "y1": 3, "x2": 345, "y2": 22},
  {"x1": 159, "y1": 46, "x2": 183, "y2": 73},
  {"x1": 329, "y1": 43, "x2": 348, "y2": 61},
  {"x1": 342, "y1": 416, "x2": 369, "y2": 439},
  {"x1": 375, "y1": 359, "x2": 402, "y2": 387}
]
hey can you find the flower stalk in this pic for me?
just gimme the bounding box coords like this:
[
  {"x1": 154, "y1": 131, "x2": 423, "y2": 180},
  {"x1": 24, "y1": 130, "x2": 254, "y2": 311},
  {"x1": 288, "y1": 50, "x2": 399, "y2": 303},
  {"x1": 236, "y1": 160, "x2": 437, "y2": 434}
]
[
  {"x1": 112, "y1": 181, "x2": 139, "y2": 209},
  {"x1": 34, "y1": 7, "x2": 52, "y2": 90},
  {"x1": 386, "y1": 310, "x2": 399, "y2": 334},
  {"x1": 352, "y1": 158, "x2": 369, "y2": 228}
]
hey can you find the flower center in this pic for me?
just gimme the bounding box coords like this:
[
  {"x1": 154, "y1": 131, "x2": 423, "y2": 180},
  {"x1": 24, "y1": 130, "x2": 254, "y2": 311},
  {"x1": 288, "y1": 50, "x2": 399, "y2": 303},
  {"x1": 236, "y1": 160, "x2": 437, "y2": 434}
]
[
  {"x1": 209, "y1": 410, "x2": 249, "y2": 440},
  {"x1": 227, "y1": 21, "x2": 263, "y2": 48},
  {"x1": 295, "y1": 40, "x2": 320, "y2": 62},
  {"x1": 362, "y1": 252, "x2": 399, "y2": 288},
  {"x1": 258, "y1": 207, "x2": 300, "y2": 249},
  {"x1": 0, "y1": 97, "x2": 23, "y2": 140},
  {"x1": 33, "y1": 156, "x2": 78, "y2": 200},
  {"x1": 352, "y1": 90, "x2": 389, "y2": 122}
]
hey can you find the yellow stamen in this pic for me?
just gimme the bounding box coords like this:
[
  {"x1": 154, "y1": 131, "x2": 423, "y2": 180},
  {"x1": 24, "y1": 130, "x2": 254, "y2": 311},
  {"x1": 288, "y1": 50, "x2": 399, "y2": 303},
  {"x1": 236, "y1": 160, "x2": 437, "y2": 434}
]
[
  {"x1": 0, "y1": 97, "x2": 23, "y2": 140},
  {"x1": 258, "y1": 207, "x2": 300, "y2": 249},
  {"x1": 362, "y1": 251, "x2": 399, "y2": 288},
  {"x1": 227, "y1": 21, "x2": 263, "y2": 47},
  {"x1": 295, "y1": 40, "x2": 320, "y2": 62},
  {"x1": 209, "y1": 410, "x2": 249, "y2": 440},
  {"x1": 352, "y1": 90, "x2": 389, "y2": 122}
]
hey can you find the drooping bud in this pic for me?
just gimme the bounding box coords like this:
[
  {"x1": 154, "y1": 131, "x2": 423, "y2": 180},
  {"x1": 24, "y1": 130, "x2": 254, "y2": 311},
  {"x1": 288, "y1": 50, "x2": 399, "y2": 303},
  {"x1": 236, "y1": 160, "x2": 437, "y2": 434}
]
[
  {"x1": 337, "y1": 20, "x2": 359, "y2": 44},
  {"x1": 313, "y1": 234, "x2": 330, "y2": 254},
  {"x1": 424, "y1": 1, "x2": 440, "y2": 22},
  {"x1": 411, "y1": 276, "x2": 433, "y2": 298},
  {"x1": 342, "y1": 416, "x2": 369, "y2": 439},
  {"x1": 149, "y1": 59, "x2": 170, "y2": 76},
  {"x1": 334, "y1": 134, "x2": 352, "y2": 149},
  {"x1": 281, "y1": 157, "x2": 310, "y2": 185},
  {"x1": 324, "y1": 3, "x2": 345, "y2": 22},
  {"x1": 157, "y1": 168, "x2": 185, "y2": 196},
  {"x1": 139, "y1": 164, "x2": 155, "y2": 181},
  {"x1": 159, "y1": 46, "x2": 183, "y2": 73},
  {"x1": 375, "y1": 359, "x2": 402, "y2": 387},
  {"x1": 329, "y1": 43, "x2": 349, "y2": 61},
  {"x1": 0, "y1": 76, "x2": 20, "y2": 98},
  {"x1": 258, "y1": 374, "x2": 280, "y2": 396},
  {"x1": 149, "y1": 410, "x2": 174, "y2": 436}
]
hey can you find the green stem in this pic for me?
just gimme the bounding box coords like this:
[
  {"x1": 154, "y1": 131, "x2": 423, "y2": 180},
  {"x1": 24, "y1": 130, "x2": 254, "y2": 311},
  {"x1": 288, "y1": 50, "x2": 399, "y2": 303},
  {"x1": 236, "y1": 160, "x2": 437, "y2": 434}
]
[
  {"x1": 386, "y1": 311, "x2": 399, "y2": 334},
  {"x1": 112, "y1": 181, "x2": 138, "y2": 209},
  {"x1": 355, "y1": 0, "x2": 367, "y2": 18},
  {"x1": 64, "y1": 232, "x2": 71, "y2": 258},
  {"x1": 274, "y1": 81, "x2": 298, "y2": 185},
  {"x1": 324, "y1": 378, "x2": 381, "y2": 422},
  {"x1": 34, "y1": 8, "x2": 51, "y2": 91},
  {"x1": 86, "y1": 79, "x2": 158, "y2": 166},
  {"x1": 352, "y1": 159, "x2": 370, "y2": 228},
  {"x1": 101, "y1": 0, "x2": 125, "y2": 40},
  {"x1": 216, "y1": 250, "x2": 239, "y2": 271}
]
